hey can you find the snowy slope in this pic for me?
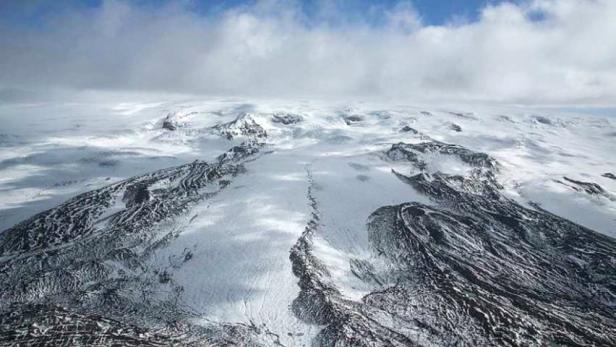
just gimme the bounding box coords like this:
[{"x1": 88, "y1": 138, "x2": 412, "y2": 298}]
[{"x1": 0, "y1": 98, "x2": 615, "y2": 346}]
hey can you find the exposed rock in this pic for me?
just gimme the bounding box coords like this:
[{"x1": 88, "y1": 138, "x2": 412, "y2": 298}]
[
  {"x1": 162, "y1": 120, "x2": 177, "y2": 131},
  {"x1": 122, "y1": 183, "x2": 150, "y2": 207},
  {"x1": 0, "y1": 304, "x2": 181, "y2": 346},
  {"x1": 498, "y1": 115, "x2": 514, "y2": 122},
  {"x1": 0, "y1": 142, "x2": 265, "y2": 344},
  {"x1": 212, "y1": 113, "x2": 267, "y2": 140},
  {"x1": 271, "y1": 113, "x2": 303, "y2": 125},
  {"x1": 343, "y1": 115, "x2": 363, "y2": 125},
  {"x1": 449, "y1": 111, "x2": 477, "y2": 120},
  {"x1": 562, "y1": 176, "x2": 611, "y2": 198},
  {"x1": 289, "y1": 141, "x2": 616, "y2": 346},
  {"x1": 602, "y1": 172, "x2": 616, "y2": 180},
  {"x1": 533, "y1": 115, "x2": 552, "y2": 125},
  {"x1": 162, "y1": 114, "x2": 178, "y2": 131},
  {"x1": 385, "y1": 141, "x2": 498, "y2": 173},
  {"x1": 0, "y1": 303, "x2": 271, "y2": 346},
  {"x1": 399, "y1": 125, "x2": 418, "y2": 134}
]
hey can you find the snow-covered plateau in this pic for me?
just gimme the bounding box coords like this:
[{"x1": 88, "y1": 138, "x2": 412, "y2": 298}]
[{"x1": 0, "y1": 98, "x2": 615, "y2": 346}]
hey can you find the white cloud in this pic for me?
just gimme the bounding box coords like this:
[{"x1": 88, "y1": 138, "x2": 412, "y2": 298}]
[{"x1": 0, "y1": 0, "x2": 615, "y2": 104}]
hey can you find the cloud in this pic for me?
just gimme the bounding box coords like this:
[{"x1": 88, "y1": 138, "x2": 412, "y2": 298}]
[{"x1": 0, "y1": 0, "x2": 615, "y2": 104}]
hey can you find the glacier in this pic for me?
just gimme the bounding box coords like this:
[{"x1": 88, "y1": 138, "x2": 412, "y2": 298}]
[{"x1": 0, "y1": 99, "x2": 615, "y2": 346}]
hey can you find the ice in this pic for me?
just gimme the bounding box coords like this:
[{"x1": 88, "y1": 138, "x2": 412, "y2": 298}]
[{"x1": 1, "y1": 95, "x2": 615, "y2": 344}]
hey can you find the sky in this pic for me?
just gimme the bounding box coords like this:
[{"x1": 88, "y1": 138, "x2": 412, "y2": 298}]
[
  {"x1": 1, "y1": 0, "x2": 615, "y2": 105},
  {"x1": 0, "y1": 0, "x2": 519, "y2": 27}
]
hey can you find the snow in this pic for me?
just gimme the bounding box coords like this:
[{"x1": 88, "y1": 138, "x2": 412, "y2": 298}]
[
  {"x1": 146, "y1": 150, "x2": 320, "y2": 345},
  {"x1": 1, "y1": 96, "x2": 615, "y2": 342},
  {"x1": 309, "y1": 149, "x2": 432, "y2": 300}
]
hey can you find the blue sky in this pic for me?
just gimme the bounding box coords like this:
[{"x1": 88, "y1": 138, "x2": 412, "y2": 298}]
[
  {"x1": 295, "y1": 0, "x2": 524, "y2": 25},
  {"x1": 1, "y1": 0, "x2": 523, "y2": 28}
]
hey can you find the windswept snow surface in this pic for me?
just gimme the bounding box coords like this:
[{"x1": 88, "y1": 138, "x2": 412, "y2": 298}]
[{"x1": 0, "y1": 97, "x2": 615, "y2": 345}]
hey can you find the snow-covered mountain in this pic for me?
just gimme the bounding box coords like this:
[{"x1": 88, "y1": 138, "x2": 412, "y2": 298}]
[{"x1": 0, "y1": 99, "x2": 615, "y2": 346}]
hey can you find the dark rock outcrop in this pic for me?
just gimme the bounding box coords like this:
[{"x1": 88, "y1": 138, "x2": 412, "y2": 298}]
[
  {"x1": 0, "y1": 304, "x2": 179, "y2": 346},
  {"x1": 0, "y1": 141, "x2": 266, "y2": 345},
  {"x1": 343, "y1": 115, "x2": 363, "y2": 125},
  {"x1": 399, "y1": 125, "x2": 418, "y2": 134},
  {"x1": 162, "y1": 120, "x2": 177, "y2": 131},
  {"x1": 212, "y1": 113, "x2": 267, "y2": 140},
  {"x1": 272, "y1": 113, "x2": 303, "y2": 125},
  {"x1": 561, "y1": 176, "x2": 612, "y2": 199},
  {"x1": 386, "y1": 141, "x2": 498, "y2": 172},
  {"x1": 602, "y1": 172, "x2": 616, "y2": 180},
  {"x1": 162, "y1": 113, "x2": 178, "y2": 131},
  {"x1": 533, "y1": 115, "x2": 552, "y2": 125},
  {"x1": 290, "y1": 140, "x2": 616, "y2": 346}
]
